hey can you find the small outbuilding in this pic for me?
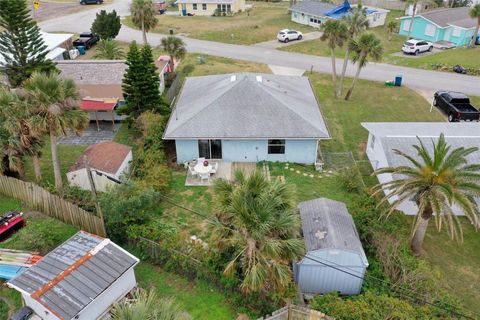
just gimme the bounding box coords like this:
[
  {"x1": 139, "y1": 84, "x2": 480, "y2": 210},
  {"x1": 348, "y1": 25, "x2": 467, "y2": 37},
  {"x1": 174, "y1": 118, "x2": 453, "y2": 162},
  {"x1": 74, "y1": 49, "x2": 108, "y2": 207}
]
[
  {"x1": 67, "y1": 141, "x2": 132, "y2": 192},
  {"x1": 7, "y1": 231, "x2": 139, "y2": 320},
  {"x1": 295, "y1": 198, "x2": 368, "y2": 295}
]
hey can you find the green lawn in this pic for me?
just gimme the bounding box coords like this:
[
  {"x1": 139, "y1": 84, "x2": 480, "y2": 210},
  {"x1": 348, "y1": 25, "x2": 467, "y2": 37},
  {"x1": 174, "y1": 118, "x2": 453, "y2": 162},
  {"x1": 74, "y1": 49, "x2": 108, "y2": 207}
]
[
  {"x1": 0, "y1": 195, "x2": 20, "y2": 213},
  {"x1": 123, "y1": 2, "x2": 313, "y2": 45},
  {"x1": 135, "y1": 263, "x2": 237, "y2": 320},
  {"x1": 24, "y1": 140, "x2": 88, "y2": 186}
]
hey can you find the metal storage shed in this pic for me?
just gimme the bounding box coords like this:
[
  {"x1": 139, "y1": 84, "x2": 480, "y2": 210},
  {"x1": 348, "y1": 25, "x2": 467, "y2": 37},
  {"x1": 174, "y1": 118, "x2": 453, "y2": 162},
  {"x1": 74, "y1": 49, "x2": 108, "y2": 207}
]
[{"x1": 295, "y1": 198, "x2": 368, "y2": 295}]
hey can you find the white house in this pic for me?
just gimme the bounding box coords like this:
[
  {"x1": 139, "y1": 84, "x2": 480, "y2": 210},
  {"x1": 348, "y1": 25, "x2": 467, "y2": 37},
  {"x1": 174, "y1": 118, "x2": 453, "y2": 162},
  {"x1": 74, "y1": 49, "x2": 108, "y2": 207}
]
[
  {"x1": 67, "y1": 141, "x2": 132, "y2": 192},
  {"x1": 8, "y1": 231, "x2": 139, "y2": 320},
  {"x1": 362, "y1": 122, "x2": 480, "y2": 215}
]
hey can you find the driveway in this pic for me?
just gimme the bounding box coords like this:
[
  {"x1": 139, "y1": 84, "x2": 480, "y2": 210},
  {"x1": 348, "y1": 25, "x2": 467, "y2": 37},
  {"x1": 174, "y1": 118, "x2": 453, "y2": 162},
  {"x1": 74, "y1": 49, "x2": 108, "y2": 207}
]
[
  {"x1": 39, "y1": 1, "x2": 480, "y2": 96},
  {"x1": 391, "y1": 48, "x2": 442, "y2": 58},
  {"x1": 254, "y1": 31, "x2": 322, "y2": 50}
]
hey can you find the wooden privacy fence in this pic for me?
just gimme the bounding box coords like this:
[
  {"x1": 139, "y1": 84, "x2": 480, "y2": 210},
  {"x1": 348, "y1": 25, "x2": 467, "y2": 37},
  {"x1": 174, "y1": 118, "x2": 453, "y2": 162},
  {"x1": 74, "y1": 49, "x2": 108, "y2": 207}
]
[{"x1": 0, "y1": 175, "x2": 106, "y2": 237}]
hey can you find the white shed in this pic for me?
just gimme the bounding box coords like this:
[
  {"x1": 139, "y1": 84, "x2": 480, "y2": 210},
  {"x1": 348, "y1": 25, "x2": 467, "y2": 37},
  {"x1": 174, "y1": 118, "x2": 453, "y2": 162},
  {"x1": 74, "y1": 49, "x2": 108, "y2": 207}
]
[
  {"x1": 7, "y1": 231, "x2": 139, "y2": 320},
  {"x1": 66, "y1": 141, "x2": 132, "y2": 192},
  {"x1": 295, "y1": 198, "x2": 368, "y2": 295}
]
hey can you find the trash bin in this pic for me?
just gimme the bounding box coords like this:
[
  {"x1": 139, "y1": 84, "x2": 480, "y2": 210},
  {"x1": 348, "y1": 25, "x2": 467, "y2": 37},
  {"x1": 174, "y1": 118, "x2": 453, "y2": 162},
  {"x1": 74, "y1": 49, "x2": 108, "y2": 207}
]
[
  {"x1": 76, "y1": 46, "x2": 86, "y2": 55},
  {"x1": 394, "y1": 75, "x2": 402, "y2": 86},
  {"x1": 169, "y1": 29, "x2": 174, "y2": 35},
  {"x1": 385, "y1": 80, "x2": 394, "y2": 87}
]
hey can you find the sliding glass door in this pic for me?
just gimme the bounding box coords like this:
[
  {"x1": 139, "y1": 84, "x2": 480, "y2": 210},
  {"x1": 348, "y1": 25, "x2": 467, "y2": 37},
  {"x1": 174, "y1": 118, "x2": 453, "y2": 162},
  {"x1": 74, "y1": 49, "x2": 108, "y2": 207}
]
[{"x1": 198, "y1": 140, "x2": 222, "y2": 159}]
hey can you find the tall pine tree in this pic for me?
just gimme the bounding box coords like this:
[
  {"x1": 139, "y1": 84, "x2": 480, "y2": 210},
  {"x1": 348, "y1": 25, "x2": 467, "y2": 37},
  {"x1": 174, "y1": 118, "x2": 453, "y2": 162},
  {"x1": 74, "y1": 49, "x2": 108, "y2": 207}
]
[
  {"x1": 0, "y1": 0, "x2": 56, "y2": 87},
  {"x1": 120, "y1": 42, "x2": 165, "y2": 120}
]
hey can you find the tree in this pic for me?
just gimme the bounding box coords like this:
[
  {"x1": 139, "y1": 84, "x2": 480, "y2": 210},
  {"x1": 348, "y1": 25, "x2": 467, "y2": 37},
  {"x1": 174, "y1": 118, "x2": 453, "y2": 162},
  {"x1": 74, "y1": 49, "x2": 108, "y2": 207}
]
[
  {"x1": 212, "y1": 171, "x2": 304, "y2": 293},
  {"x1": 469, "y1": 4, "x2": 480, "y2": 48},
  {"x1": 93, "y1": 39, "x2": 125, "y2": 60},
  {"x1": 0, "y1": 0, "x2": 56, "y2": 87},
  {"x1": 448, "y1": 0, "x2": 472, "y2": 7},
  {"x1": 337, "y1": 10, "x2": 369, "y2": 97},
  {"x1": 373, "y1": 134, "x2": 480, "y2": 255},
  {"x1": 320, "y1": 20, "x2": 348, "y2": 98},
  {"x1": 24, "y1": 72, "x2": 89, "y2": 191},
  {"x1": 0, "y1": 87, "x2": 44, "y2": 180},
  {"x1": 387, "y1": 20, "x2": 398, "y2": 41},
  {"x1": 344, "y1": 33, "x2": 383, "y2": 100},
  {"x1": 120, "y1": 42, "x2": 164, "y2": 120},
  {"x1": 110, "y1": 289, "x2": 191, "y2": 320},
  {"x1": 160, "y1": 36, "x2": 186, "y2": 70},
  {"x1": 130, "y1": 0, "x2": 158, "y2": 44},
  {"x1": 91, "y1": 10, "x2": 122, "y2": 40}
]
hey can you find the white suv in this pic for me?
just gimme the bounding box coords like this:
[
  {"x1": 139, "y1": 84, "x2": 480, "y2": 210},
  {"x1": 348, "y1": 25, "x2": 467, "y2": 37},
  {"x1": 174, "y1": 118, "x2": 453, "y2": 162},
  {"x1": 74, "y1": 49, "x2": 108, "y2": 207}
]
[
  {"x1": 277, "y1": 29, "x2": 303, "y2": 43},
  {"x1": 402, "y1": 39, "x2": 433, "y2": 55}
]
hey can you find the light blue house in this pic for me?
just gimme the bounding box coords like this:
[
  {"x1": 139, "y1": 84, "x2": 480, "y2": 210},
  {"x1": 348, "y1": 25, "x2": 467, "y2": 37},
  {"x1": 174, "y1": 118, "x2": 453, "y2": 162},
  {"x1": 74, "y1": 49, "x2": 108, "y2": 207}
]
[
  {"x1": 399, "y1": 7, "x2": 477, "y2": 47},
  {"x1": 163, "y1": 73, "x2": 330, "y2": 164}
]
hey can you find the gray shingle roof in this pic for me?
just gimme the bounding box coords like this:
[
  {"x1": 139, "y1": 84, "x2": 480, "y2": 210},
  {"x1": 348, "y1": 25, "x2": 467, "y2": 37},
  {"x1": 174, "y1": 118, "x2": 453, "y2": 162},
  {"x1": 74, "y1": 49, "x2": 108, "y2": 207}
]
[
  {"x1": 298, "y1": 198, "x2": 368, "y2": 266},
  {"x1": 416, "y1": 7, "x2": 476, "y2": 28},
  {"x1": 290, "y1": 0, "x2": 337, "y2": 17},
  {"x1": 57, "y1": 60, "x2": 127, "y2": 85},
  {"x1": 164, "y1": 73, "x2": 330, "y2": 139},
  {"x1": 8, "y1": 231, "x2": 139, "y2": 320},
  {"x1": 361, "y1": 122, "x2": 480, "y2": 138}
]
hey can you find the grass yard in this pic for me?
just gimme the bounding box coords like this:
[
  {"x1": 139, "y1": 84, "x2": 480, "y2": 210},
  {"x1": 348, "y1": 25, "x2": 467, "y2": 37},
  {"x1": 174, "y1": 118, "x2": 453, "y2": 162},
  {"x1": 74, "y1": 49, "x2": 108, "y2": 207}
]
[
  {"x1": 122, "y1": 2, "x2": 313, "y2": 45},
  {"x1": 135, "y1": 263, "x2": 237, "y2": 320},
  {"x1": 24, "y1": 140, "x2": 88, "y2": 186}
]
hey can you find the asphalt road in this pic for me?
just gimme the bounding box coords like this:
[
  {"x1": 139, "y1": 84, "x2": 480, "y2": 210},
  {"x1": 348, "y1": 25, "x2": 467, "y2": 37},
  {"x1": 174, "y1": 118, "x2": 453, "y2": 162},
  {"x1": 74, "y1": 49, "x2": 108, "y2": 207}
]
[{"x1": 40, "y1": 1, "x2": 480, "y2": 95}]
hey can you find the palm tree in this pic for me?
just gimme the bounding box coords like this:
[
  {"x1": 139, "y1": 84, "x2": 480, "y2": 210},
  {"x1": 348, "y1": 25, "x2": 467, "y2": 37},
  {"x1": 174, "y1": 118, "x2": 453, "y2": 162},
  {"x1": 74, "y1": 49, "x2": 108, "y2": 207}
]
[
  {"x1": 337, "y1": 10, "x2": 369, "y2": 96},
  {"x1": 110, "y1": 289, "x2": 191, "y2": 320},
  {"x1": 387, "y1": 20, "x2": 398, "y2": 41},
  {"x1": 0, "y1": 87, "x2": 44, "y2": 180},
  {"x1": 93, "y1": 39, "x2": 125, "y2": 60},
  {"x1": 469, "y1": 4, "x2": 480, "y2": 48},
  {"x1": 344, "y1": 33, "x2": 383, "y2": 101},
  {"x1": 212, "y1": 171, "x2": 304, "y2": 293},
  {"x1": 130, "y1": 0, "x2": 158, "y2": 45},
  {"x1": 24, "y1": 72, "x2": 89, "y2": 191},
  {"x1": 160, "y1": 36, "x2": 186, "y2": 70},
  {"x1": 320, "y1": 20, "x2": 348, "y2": 98},
  {"x1": 373, "y1": 134, "x2": 480, "y2": 255}
]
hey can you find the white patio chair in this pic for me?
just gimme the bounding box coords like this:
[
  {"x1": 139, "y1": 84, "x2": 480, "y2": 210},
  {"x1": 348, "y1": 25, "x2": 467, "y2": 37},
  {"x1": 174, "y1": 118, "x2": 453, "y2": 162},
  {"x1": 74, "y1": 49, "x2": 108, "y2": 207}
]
[
  {"x1": 199, "y1": 172, "x2": 210, "y2": 183},
  {"x1": 210, "y1": 162, "x2": 218, "y2": 175},
  {"x1": 188, "y1": 165, "x2": 198, "y2": 177},
  {"x1": 197, "y1": 157, "x2": 206, "y2": 164}
]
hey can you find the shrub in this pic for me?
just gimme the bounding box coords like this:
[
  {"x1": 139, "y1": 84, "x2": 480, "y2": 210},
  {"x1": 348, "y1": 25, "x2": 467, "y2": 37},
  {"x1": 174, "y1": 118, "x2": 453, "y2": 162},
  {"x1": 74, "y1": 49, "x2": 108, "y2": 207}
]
[
  {"x1": 99, "y1": 181, "x2": 160, "y2": 243},
  {"x1": 338, "y1": 167, "x2": 364, "y2": 193}
]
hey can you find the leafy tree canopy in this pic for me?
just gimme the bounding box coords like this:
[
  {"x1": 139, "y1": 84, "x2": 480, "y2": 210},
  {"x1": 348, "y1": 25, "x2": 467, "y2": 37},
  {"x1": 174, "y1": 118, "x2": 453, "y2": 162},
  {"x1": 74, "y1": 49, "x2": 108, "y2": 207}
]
[{"x1": 91, "y1": 10, "x2": 122, "y2": 40}]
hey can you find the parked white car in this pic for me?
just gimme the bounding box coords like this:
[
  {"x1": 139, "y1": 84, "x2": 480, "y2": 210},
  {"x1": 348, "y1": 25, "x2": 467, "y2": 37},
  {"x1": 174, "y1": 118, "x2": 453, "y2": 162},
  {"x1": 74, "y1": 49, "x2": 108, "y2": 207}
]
[
  {"x1": 277, "y1": 29, "x2": 303, "y2": 43},
  {"x1": 401, "y1": 39, "x2": 433, "y2": 55}
]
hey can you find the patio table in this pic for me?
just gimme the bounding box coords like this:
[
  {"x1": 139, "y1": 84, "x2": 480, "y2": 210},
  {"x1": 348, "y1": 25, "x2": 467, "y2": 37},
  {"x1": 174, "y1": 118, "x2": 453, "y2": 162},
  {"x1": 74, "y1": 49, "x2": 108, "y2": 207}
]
[{"x1": 194, "y1": 163, "x2": 212, "y2": 175}]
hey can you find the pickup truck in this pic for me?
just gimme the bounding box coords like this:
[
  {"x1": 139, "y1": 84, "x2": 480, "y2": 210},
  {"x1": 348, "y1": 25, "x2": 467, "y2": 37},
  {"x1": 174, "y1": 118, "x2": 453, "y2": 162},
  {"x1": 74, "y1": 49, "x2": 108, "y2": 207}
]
[
  {"x1": 73, "y1": 32, "x2": 99, "y2": 49},
  {"x1": 433, "y1": 91, "x2": 480, "y2": 122}
]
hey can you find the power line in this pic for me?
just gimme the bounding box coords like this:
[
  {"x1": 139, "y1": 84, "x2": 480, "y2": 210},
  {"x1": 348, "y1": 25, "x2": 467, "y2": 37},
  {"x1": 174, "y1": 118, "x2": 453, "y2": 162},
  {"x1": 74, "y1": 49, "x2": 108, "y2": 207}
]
[{"x1": 158, "y1": 193, "x2": 477, "y2": 319}]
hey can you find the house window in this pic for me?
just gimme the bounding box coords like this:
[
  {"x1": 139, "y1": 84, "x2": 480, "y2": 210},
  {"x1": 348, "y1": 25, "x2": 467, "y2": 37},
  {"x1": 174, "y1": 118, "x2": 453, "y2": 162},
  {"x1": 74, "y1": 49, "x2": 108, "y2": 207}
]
[
  {"x1": 202, "y1": 3, "x2": 207, "y2": 10},
  {"x1": 403, "y1": 19, "x2": 411, "y2": 32},
  {"x1": 268, "y1": 139, "x2": 286, "y2": 154},
  {"x1": 293, "y1": 13, "x2": 298, "y2": 19},
  {"x1": 226, "y1": 4, "x2": 231, "y2": 12},
  {"x1": 452, "y1": 26, "x2": 461, "y2": 37},
  {"x1": 425, "y1": 23, "x2": 436, "y2": 37},
  {"x1": 192, "y1": 3, "x2": 197, "y2": 10}
]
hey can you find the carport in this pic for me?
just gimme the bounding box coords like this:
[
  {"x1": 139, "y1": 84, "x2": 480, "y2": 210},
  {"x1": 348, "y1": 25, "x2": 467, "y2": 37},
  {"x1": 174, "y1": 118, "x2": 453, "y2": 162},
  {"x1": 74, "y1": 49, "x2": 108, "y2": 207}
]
[{"x1": 80, "y1": 99, "x2": 119, "y2": 132}]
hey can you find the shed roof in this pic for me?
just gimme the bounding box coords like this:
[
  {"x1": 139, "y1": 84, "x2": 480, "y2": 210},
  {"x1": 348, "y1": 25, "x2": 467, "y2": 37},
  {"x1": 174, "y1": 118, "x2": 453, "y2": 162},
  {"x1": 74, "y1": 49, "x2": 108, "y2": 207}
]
[
  {"x1": 57, "y1": 60, "x2": 127, "y2": 85},
  {"x1": 81, "y1": 99, "x2": 118, "y2": 111},
  {"x1": 289, "y1": 0, "x2": 337, "y2": 17},
  {"x1": 402, "y1": 7, "x2": 476, "y2": 29},
  {"x1": 163, "y1": 73, "x2": 330, "y2": 139},
  {"x1": 68, "y1": 141, "x2": 131, "y2": 175},
  {"x1": 8, "y1": 231, "x2": 139, "y2": 320},
  {"x1": 298, "y1": 198, "x2": 368, "y2": 266}
]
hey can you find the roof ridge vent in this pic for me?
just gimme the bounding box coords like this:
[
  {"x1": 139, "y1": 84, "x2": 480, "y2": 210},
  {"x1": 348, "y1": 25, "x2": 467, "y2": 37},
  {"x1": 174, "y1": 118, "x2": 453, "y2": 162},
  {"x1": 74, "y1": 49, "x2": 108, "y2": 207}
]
[
  {"x1": 230, "y1": 75, "x2": 236, "y2": 82},
  {"x1": 256, "y1": 75, "x2": 262, "y2": 83}
]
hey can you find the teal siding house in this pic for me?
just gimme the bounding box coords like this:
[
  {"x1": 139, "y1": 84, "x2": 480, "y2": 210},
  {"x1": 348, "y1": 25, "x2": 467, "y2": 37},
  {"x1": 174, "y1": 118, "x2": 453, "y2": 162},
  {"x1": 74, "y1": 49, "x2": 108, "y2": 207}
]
[
  {"x1": 399, "y1": 7, "x2": 477, "y2": 47},
  {"x1": 164, "y1": 73, "x2": 330, "y2": 165}
]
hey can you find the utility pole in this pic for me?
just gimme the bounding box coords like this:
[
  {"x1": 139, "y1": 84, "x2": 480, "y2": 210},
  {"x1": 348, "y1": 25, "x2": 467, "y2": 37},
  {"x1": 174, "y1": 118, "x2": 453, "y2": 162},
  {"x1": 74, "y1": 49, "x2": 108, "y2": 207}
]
[{"x1": 84, "y1": 156, "x2": 104, "y2": 223}]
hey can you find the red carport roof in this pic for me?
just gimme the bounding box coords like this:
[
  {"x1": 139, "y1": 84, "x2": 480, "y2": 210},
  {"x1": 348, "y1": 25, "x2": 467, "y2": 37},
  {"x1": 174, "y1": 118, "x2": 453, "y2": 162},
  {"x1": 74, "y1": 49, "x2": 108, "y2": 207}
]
[{"x1": 81, "y1": 99, "x2": 117, "y2": 111}]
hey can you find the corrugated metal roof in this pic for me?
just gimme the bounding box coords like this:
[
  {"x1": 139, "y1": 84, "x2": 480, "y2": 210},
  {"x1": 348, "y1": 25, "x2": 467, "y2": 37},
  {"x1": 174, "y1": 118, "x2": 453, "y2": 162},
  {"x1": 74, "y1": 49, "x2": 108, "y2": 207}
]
[
  {"x1": 298, "y1": 198, "x2": 368, "y2": 266},
  {"x1": 164, "y1": 73, "x2": 330, "y2": 139},
  {"x1": 8, "y1": 231, "x2": 138, "y2": 320}
]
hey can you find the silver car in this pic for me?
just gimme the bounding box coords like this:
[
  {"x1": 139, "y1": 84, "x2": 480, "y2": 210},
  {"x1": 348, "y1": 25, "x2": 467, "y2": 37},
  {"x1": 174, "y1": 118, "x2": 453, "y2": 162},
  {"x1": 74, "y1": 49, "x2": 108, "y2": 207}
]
[{"x1": 277, "y1": 29, "x2": 303, "y2": 43}]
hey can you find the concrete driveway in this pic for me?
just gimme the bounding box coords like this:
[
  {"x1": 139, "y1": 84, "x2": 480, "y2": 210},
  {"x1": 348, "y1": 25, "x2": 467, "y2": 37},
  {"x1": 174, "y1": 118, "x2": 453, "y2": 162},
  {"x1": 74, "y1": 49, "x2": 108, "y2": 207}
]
[
  {"x1": 254, "y1": 31, "x2": 322, "y2": 49},
  {"x1": 39, "y1": 1, "x2": 480, "y2": 96}
]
